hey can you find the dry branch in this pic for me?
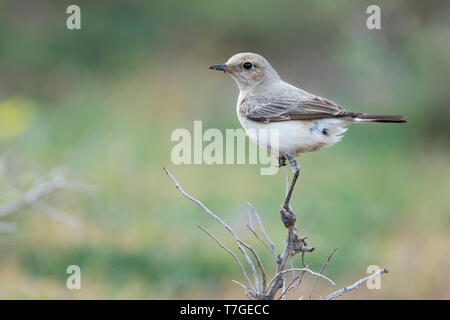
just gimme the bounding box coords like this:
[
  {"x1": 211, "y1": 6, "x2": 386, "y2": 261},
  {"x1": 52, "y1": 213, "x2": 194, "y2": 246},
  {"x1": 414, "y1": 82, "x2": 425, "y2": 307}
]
[
  {"x1": 321, "y1": 268, "x2": 389, "y2": 300},
  {"x1": 267, "y1": 267, "x2": 335, "y2": 291},
  {"x1": 163, "y1": 166, "x2": 389, "y2": 300},
  {"x1": 0, "y1": 167, "x2": 96, "y2": 228},
  {"x1": 309, "y1": 248, "x2": 338, "y2": 299},
  {"x1": 198, "y1": 225, "x2": 256, "y2": 295},
  {"x1": 238, "y1": 240, "x2": 267, "y2": 293},
  {"x1": 247, "y1": 203, "x2": 276, "y2": 258},
  {"x1": 164, "y1": 166, "x2": 325, "y2": 299},
  {"x1": 163, "y1": 166, "x2": 262, "y2": 297}
]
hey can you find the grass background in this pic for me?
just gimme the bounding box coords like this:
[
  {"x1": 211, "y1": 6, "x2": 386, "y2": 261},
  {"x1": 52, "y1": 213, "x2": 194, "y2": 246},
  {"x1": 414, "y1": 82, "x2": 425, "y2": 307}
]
[{"x1": 0, "y1": 0, "x2": 449, "y2": 299}]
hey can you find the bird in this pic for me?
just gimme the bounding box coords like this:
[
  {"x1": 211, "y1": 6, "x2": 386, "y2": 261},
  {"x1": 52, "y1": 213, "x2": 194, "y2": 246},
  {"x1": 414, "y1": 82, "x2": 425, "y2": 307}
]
[{"x1": 209, "y1": 52, "x2": 406, "y2": 212}]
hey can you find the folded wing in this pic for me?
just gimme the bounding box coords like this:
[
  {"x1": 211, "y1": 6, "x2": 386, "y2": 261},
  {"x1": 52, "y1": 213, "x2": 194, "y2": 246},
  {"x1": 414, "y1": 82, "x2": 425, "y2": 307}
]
[{"x1": 240, "y1": 95, "x2": 356, "y2": 122}]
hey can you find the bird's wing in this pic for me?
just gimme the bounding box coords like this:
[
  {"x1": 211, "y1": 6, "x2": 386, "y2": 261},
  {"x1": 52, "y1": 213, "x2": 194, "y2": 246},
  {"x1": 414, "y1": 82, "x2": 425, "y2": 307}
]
[{"x1": 240, "y1": 95, "x2": 355, "y2": 122}]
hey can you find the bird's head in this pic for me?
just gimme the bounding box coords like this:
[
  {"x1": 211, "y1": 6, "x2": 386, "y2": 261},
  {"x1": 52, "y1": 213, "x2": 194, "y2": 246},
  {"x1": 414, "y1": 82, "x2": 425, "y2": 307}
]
[{"x1": 209, "y1": 52, "x2": 280, "y2": 91}]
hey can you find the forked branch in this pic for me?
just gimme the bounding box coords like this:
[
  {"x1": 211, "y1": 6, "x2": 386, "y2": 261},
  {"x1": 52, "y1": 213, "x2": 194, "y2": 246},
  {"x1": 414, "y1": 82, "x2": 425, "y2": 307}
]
[
  {"x1": 0, "y1": 167, "x2": 96, "y2": 229},
  {"x1": 163, "y1": 166, "x2": 389, "y2": 300}
]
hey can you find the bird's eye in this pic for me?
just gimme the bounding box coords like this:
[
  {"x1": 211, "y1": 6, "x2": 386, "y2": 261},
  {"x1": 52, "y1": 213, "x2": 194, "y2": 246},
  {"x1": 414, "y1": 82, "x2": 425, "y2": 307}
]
[{"x1": 243, "y1": 62, "x2": 252, "y2": 70}]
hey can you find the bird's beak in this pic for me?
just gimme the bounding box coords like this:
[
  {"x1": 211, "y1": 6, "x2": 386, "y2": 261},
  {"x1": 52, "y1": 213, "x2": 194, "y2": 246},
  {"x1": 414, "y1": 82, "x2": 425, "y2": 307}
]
[{"x1": 208, "y1": 64, "x2": 228, "y2": 72}]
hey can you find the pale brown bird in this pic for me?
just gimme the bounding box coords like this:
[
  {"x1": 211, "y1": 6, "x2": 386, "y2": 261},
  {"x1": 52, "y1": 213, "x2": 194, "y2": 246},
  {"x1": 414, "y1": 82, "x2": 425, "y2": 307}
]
[{"x1": 209, "y1": 52, "x2": 406, "y2": 210}]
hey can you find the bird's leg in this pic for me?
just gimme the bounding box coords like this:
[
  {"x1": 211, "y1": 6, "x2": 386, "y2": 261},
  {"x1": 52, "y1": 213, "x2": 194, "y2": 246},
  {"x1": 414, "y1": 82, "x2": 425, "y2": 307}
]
[
  {"x1": 278, "y1": 156, "x2": 287, "y2": 168},
  {"x1": 283, "y1": 153, "x2": 300, "y2": 211}
]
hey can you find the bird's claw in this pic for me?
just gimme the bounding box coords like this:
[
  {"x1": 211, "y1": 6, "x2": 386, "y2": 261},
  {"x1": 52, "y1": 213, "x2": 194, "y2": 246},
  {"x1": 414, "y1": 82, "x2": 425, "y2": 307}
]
[{"x1": 278, "y1": 156, "x2": 287, "y2": 168}]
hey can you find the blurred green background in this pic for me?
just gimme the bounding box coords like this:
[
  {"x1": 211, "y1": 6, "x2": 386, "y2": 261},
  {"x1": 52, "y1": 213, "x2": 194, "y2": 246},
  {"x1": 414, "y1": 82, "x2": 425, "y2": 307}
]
[{"x1": 0, "y1": 0, "x2": 449, "y2": 299}]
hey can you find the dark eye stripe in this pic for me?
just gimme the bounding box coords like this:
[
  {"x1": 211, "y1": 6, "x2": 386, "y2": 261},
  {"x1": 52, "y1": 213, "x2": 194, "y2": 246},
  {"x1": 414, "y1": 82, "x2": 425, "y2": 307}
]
[{"x1": 243, "y1": 62, "x2": 252, "y2": 69}]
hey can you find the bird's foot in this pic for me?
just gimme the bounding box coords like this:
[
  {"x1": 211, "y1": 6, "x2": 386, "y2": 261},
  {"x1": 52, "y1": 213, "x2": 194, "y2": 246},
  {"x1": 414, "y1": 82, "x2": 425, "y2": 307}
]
[{"x1": 278, "y1": 156, "x2": 287, "y2": 168}]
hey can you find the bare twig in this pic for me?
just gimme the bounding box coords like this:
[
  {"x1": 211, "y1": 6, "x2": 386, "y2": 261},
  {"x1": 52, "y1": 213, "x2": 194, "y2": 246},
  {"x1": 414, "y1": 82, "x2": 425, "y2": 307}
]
[
  {"x1": 247, "y1": 203, "x2": 276, "y2": 257},
  {"x1": 231, "y1": 280, "x2": 254, "y2": 300},
  {"x1": 267, "y1": 267, "x2": 335, "y2": 292},
  {"x1": 309, "y1": 248, "x2": 338, "y2": 299},
  {"x1": 0, "y1": 168, "x2": 96, "y2": 228},
  {"x1": 289, "y1": 257, "x2": 309, "y2": 299},
  {"x1": 301, "y1": 252, "x2": 306, "y2": 268},
  {"x1": 164, "y1": 167, "x2": 261, "y2": 295},
  {"x1": 62, "y1": 179, "x2": 97, "y2": 196},
  {"x1": 247, "y1": 206, "x2": 254, "y2": 230},
  {"x1": 198, "y1": 225, "x2": 256, "y2": 294},
  {"x1": 246, "y1": 224, "x2": 276, "y2": 259},
  {"x1": 31, "y1": 201, "x2": 81, "y2": 228},
  {"x1": 289, "y1": 257, "x2": 297, "y2": 299},
  {"x1": 321, "y1": 268, "x2": 388, "y2": 300},
  {"x1": 281, "y1": 278, "x2": 286, "y2": 300},
  {"x1": 238, "y1": 239, "x2": 267, "y2": 292},
  {"x1": 279, "y1": 269, "x2": 307, "y2": 300}
]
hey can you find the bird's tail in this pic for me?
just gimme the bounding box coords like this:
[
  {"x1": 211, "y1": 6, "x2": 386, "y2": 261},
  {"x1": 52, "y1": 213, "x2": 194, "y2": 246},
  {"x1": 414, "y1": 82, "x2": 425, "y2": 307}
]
[{"x1": 353, "y1": 114, "x2": 407, "y2": 123}]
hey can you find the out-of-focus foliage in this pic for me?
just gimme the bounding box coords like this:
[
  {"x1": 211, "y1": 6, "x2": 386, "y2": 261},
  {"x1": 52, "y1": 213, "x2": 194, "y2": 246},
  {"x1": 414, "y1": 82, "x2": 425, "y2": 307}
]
[
  {"x1": 0, "y1": 0, "x2": 449, "y2": 299},
  {"x1": 0, "y1": 97, "x2": 34, "y2": 141}
]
